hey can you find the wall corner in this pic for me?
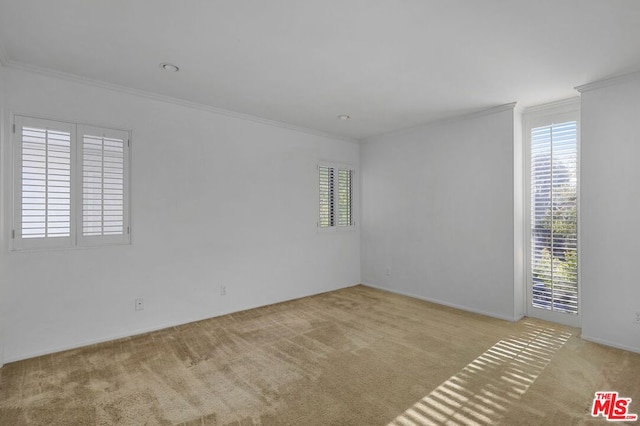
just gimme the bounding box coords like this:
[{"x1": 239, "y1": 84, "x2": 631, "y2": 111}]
[{"x1": 513, "y1": 107, "x2": 525, "y2": 320}]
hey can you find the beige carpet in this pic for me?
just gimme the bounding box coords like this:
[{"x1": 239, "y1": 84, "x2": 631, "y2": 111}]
[{"x1": 1, "y1": 285, "x2": 639, "y2": 425}]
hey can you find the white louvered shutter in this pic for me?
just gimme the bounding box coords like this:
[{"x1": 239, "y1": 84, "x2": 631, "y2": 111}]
[
  {"x1": 14, "y1": 117, "x2": 74, "y2": 249},
  {"x1": 530, "y1": 121, "x2": 578, "y2": 314},
  {"x1": 318, "y1": 164, "x2": 354, "y2": 229},
  {"x1": 337, "y1": 169, "x2": 353, "y2": 227},
  {"x1": 78, "y1": 125, "x2": 130, "y2": 245},
  {"x1": 13, "y1": 116, "x2": 131, "y2": 250},
  {"x1": 319, "y1": 165, "x2": 334, "y2": 227}
]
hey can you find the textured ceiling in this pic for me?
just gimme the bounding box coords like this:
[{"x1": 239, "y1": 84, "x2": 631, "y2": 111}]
[{"x1": 1, "y1": 0, "x2": 640, "y2": 140}]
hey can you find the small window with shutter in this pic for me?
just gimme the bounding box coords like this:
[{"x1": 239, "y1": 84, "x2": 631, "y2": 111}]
[
  {"x1": 318, "y1": 163, "x2": 354, "y2": 229},
  {"x1": 12, "y1": 116, "x2": 131, "y2": 250}
]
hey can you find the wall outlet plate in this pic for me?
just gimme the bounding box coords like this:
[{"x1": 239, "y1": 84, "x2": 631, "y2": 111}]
[{"x1": 135, "y1": 298, "x2": 144, "y2": 311}]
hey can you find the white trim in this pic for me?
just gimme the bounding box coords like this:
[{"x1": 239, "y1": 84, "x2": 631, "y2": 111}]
[
  {"x1": 2, "y1": 315, "x2": 222, "y2": 364},
  {"x1": 462, "y1": 102, "x2": 519, "y2": 119},
  {"x1": 4, "y1": 60, "x2": 359, "y2": 144},
  {"x1": 513, "y1": 108, "x2": 526, "y2": 320},
  {"x1": 581, "y1": 334, "x2": 640, "y2": 355},
  {"x1": 364, "y1": 102, "x2": 518, "y2": 143},
  {"x1": 430, "y1": 101, "x2": 519, "y2": 122},
  {"x1": 3, "y1": 285, "x2": 360, "y2": 363},
  {"x1": 513, "y1": 103, "x2": 525, "y2": 115},
  {"x1": 523, "y1": 97, "x2": 580, "y2": 115},
  {"x1": 317, "y1": 160, "x2": 354, "y2": 170},
  {"x1": 575, "y1": 70, "x2": 640, "y2": 93},
  {"x1": 362, "y1": 283, "x2": 523, "y2": 322},
  {"x1": 11, "y1": 110, "x2": 131, "y2": 137}
]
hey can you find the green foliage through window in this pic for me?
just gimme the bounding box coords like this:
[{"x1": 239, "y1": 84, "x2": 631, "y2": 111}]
[{"x1": 530, "y1": 121, "x2": 578, "y2": 314}]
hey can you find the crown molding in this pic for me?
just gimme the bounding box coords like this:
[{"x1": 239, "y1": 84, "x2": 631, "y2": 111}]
[
  {"x1": 522, "y1": 96, "x2": 580, "y2": 115},
  {"x1": 364, "y1": 102, "x2": 518, "y2": 142},
  {"x1": 513, "y1": 103, "x2": 525, "y2": 115},
  {"x1": 4, "y1": 59, "x2": 359, "y2": 144},
  {"x1": 575, "y1": 70, "x2": 640, "y2": 93},
  {"x1": 458, "y1": 101, "x2": 518, "y2": 120}
]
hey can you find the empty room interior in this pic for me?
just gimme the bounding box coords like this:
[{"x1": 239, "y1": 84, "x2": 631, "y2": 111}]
[{"x1": 1, "y1": 1, "x2": 640, "y2": 425}]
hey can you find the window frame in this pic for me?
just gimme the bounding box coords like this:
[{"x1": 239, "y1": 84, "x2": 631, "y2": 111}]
[
  {"x1": 12, "y1": 114, "x2": 131, "y2": 251},
  {"x1": 523, "y1": 99, "x2": 580, "y2": 327},
  {"x1": 317, "y1": 161, "x2": 356, "y2": 231}
]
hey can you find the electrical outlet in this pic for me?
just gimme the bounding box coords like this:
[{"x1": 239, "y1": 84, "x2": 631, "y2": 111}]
[
  {"x1": 220, "y1": 285, "x2": 227, "y2": 296},
  {"x1": 634, "y1": 312, "x2": 640, "y2": 324},
  {"x1": 135, "y1": 298, "x2": 144, "y2": 311},
  {"x1": 385, "y1": 267, "x2": 391, "y2": 277}
]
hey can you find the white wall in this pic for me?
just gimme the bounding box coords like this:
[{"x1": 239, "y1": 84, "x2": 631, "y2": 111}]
[
  {"x1": 5, "y1": 64, "x2": 638, "y2": 364},
  {"x1": 1, "y1": 68, "x2": 360, "y2": 362},
  {"x1": 579, "y1": 74, "x2": 640, "y2": 353},
  {"x1": 0, "y1": 61, "x2": 6, "y2": 367},
  {"x1": 360, "y1": 105, "x2": 520, "y2": 320}
]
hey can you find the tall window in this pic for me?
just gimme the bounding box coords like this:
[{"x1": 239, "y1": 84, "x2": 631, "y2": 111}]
[
  {"x1": 530, "y1": 120, "x2": 578, "y2": 314},
  {"x1": 318, "y1": 164, "x2": 354, "y2": 228},
  {"x1": 13, "y1": 116, "x2": 131, "y2": 249}
]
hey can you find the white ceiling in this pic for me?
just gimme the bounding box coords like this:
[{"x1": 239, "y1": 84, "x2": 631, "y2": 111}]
[{"x1": 1, "y1": 1, "x2": 640, "y2": 140}]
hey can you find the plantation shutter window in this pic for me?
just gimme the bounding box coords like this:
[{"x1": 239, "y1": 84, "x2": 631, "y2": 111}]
[
  {"x1": 318, "y1": 164, "x2": 354, "y2": 229},
  {"x1": 530, "y1": 120, "x2": 578, "y2": 314},
  {"x1": 14, "y1": 117, "x2": 74, "y2": 249},
  {"x1": 78, "y1": 126, "x2": 130, "y2": 245},
  {"x1": 337, "y1": 169, "x2": 353, "y2": 227},
  {"x1": 318, "y1": 166, "x2": 335, "y2": 227},
  {"x1": 12, "y1": 116, "x2": 130, "y2": 250}
]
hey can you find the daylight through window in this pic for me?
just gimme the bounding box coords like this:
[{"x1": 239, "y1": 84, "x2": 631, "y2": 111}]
[
  {"x1": 13, "y1": 116, "x2": 131, "y2": 249},
  {"x1": 318, "y1": 165, "x2": 353, "y2": 228},
  {"x1": 530, "y1": 121, "x2": 578, "y2": 314}
]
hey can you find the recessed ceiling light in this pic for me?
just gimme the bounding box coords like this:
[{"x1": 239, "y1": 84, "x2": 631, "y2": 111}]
[
  {"x1": 338, "y1": 115, "x2": 351, "y2": 120},
  {"x1": 160, "y1": 63, "x2": 180, "y2": 72}
]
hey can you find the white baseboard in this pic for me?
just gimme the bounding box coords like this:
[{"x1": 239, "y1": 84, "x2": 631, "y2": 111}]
[
  {"x1": 4, "y1": 284, "x2": 358, "y2": 364},
  {"x1": 4, "y1": 318, "x2": 203, "y2": 364},
  {"x1": 362, "y1": 282, "x2": 521, "y2": 322},
  {"x1": 581, "y1": 334, "x2": 640, "y2": 354}
]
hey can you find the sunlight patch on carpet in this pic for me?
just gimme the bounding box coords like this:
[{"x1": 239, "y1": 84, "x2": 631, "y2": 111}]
[{"x1": 388, "y1": 321, "x2": 572, "y2": 426}]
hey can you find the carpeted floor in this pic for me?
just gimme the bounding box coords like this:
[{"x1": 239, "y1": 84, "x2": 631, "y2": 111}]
[{"x1": 1, "y1": 285, "x2": 639, "y2": 425}]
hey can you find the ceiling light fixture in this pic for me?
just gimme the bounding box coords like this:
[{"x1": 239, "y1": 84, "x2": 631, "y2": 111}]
[
  {"x1": 160, "y1": 63, "x2": 180, "y2": 72},
  {"x1": 338, "y1": 115, "x2": 351, "y2": 120}
]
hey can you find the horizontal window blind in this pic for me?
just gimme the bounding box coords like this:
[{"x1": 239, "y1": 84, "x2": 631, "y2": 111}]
[{"x1": 530, "y1": 121, "x2": 578, "y2": 314}]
